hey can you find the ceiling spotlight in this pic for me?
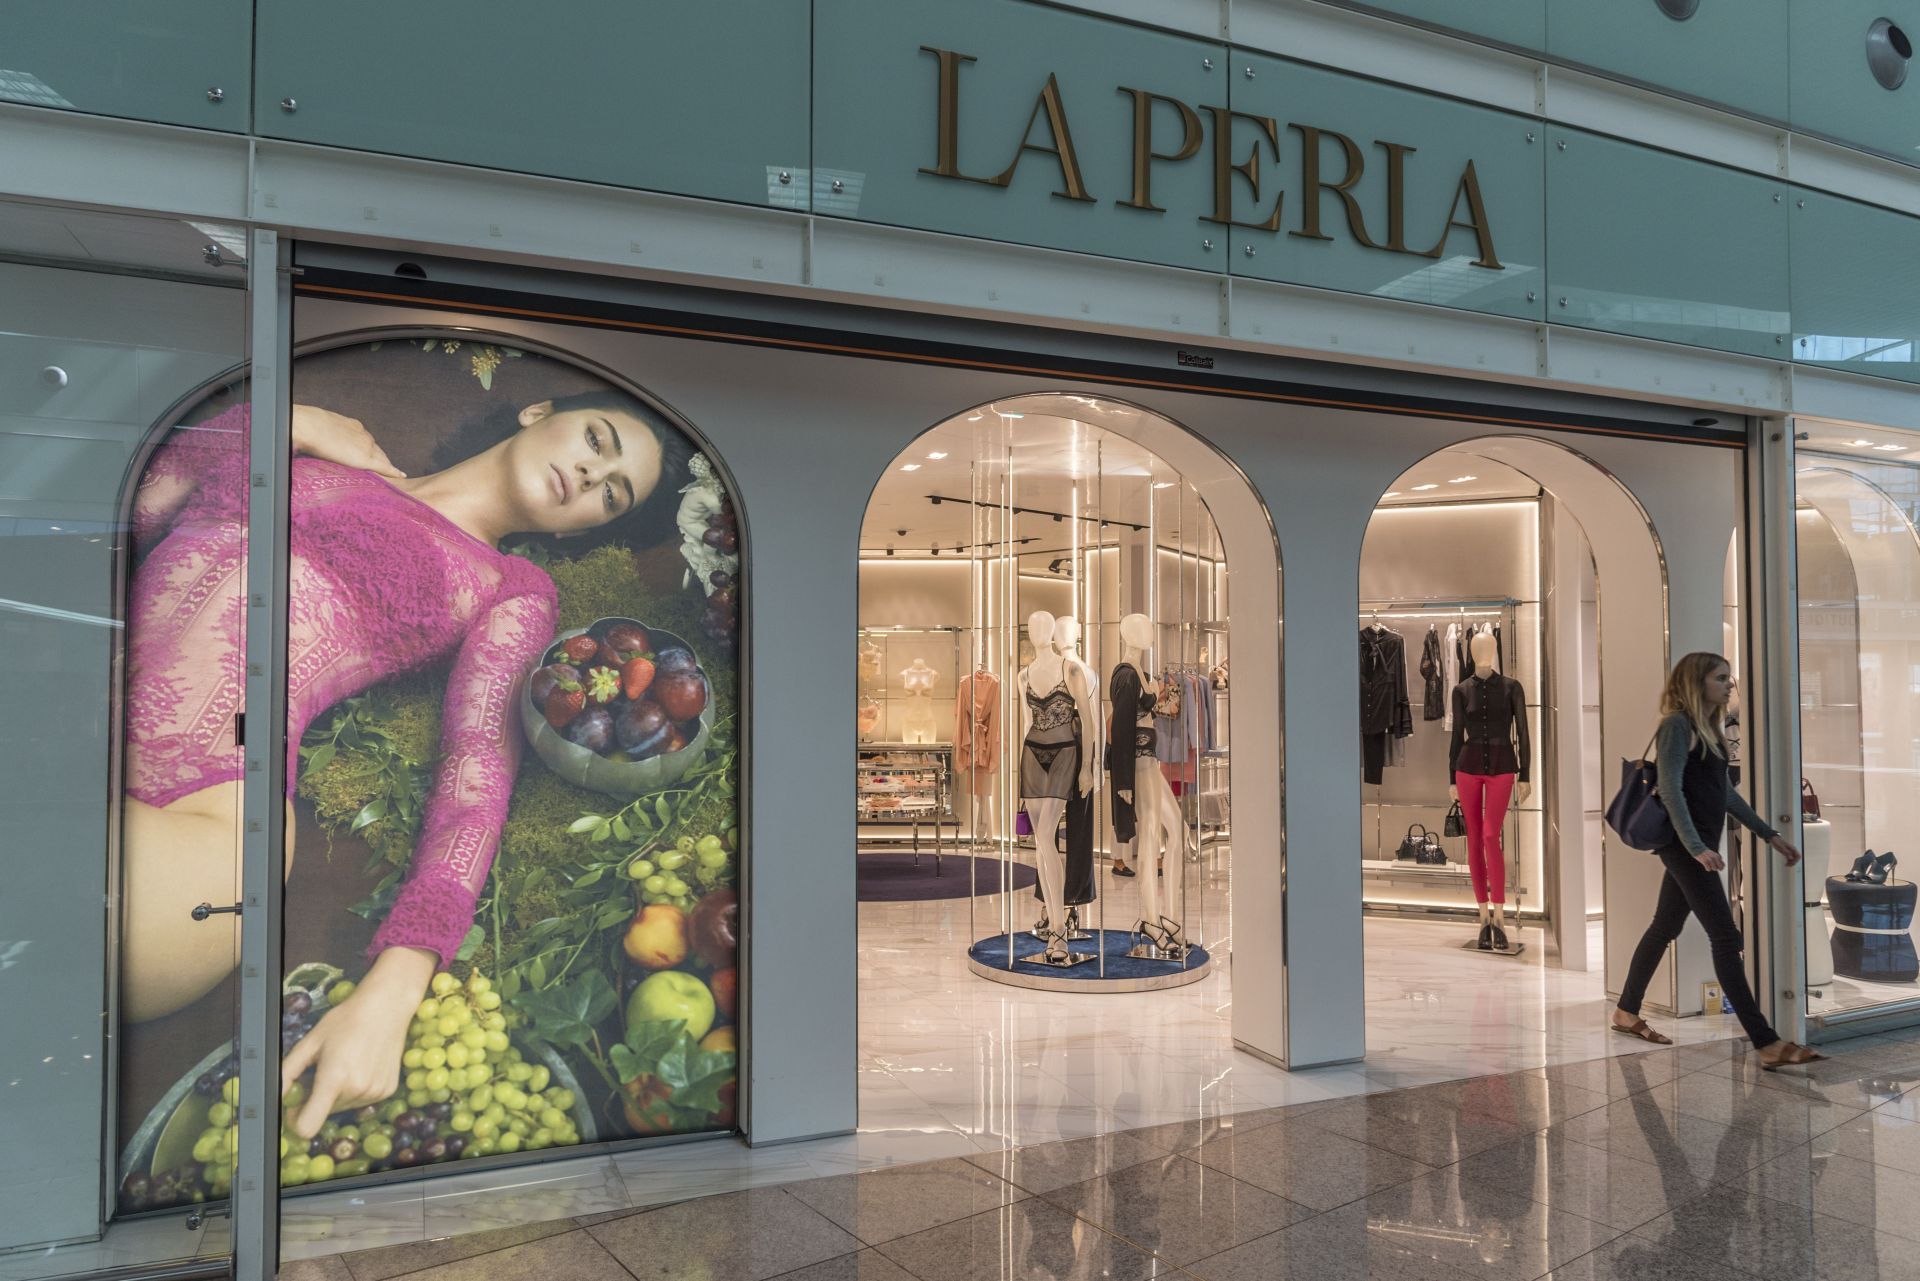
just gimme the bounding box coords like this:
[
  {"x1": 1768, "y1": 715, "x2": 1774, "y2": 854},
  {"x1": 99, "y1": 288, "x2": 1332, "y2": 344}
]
[
  {"x1": 931, "y1": 546, "x2": 940, "y2": 556},
  {"x1": 1411, "y1": 483, "x2": 1440, "y2": 491},
  {"x1": 927, "y1": 451, "x2": 948, "y2": 460},
  {"x1": 929, "y1": 495, "x2": 942, "y2": 505},
  {"x1": 886, "y1": 545, "x2": 895, "y2": 556},
  {"x1": 1152, "y1": 481, "x2": 1176, "y2": 490},
  {"x1": 899, "y1": 462, "x2": 921, "y2": 472},
  {"x1": 1383, "y1": 491, "x2": 1402, "y2": 498},
  {"x1": 1875, "y1": 443, "x2": 1909, "y2": 451},
  {"x1": 1448, "y1": 475, "x2": 1477, "y2": 484},
  {"x1": 1052, "y1": 513, "x2": 1063, "y2": 522},
  {"x1": 1850, "y1": 439, "x2": 1874, "y2": 447}
]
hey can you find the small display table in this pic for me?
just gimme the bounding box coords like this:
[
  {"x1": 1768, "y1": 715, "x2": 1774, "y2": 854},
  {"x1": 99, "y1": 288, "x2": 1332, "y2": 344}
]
[{"x1": 1825, "y1": 875, "x2": 1919, "y2": 985}]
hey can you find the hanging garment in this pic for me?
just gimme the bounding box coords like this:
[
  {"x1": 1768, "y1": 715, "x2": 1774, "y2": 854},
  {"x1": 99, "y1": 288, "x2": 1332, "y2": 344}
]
[
  {"x1": 954, "y1": 671, "x2": 1000, "y2": 797},
  {"x1": 1019, "y1": 675, "x2": 1082, "y2": 800},
  {"x1": 1447, "y1": 672, "x2": 1531, "y2": 782},
  {"x1": 1442, "y1": 622, "x2": 1463, "y2": 731},
  {"x1": 1063, "y1": 785, "x2": 1095, "y2": 906},
  {"x1": 1108, "y1": 661, "x2": 1157, "y2": 845},
  {"x1": 1419, "y1": 625, "x2": 1445, "y2": 721},
  {"x1": 1455, "y1": 770, "x2": 1515, "y2": 906},
  {"x1": 1359, "y1": 626, "x2": 1413, "y2": 785}
]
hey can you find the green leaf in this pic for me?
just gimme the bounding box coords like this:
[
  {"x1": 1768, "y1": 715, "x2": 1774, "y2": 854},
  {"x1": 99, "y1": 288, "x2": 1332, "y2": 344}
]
[
  {"x1": 655, "y1": 796, "x2": 671, "y2": 824},
  {"x1": 454, "y1": 924, "x2": 485, "y2": 963},
  {"x1": 591, "y1": 822, "x2": 612, "y2": 844},
  {"x1": 568, "y1": 815, "x2": 603, "y2": 834},
  {"x1": 305, "y1": 743, "x2": 336, "y2": 774},
  {"x1": 529, "y1": 955, "x2": 548, "y2": 988},
  {"x1": 501, "y1": 969, "x2": 522, "y2": 999},
  {"x1": 595, "y1": 903, "x2": 630, "y2": 931},
  {"x1": 612, "y1": 817, "x2": 631, "y2": 841},
  {"x1": 350, "y1": 796, "x2": 390, "y2": 832},
  {"x1": 511, "y1": 971, "x2": 619, "y2": 1052},
  {"x1": 573, "y1": 867, "x2": 605, "y2": 889}
]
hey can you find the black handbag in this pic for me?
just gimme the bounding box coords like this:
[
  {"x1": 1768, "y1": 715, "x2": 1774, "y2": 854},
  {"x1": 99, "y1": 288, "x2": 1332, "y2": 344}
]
[
  {"x1": 1443, "y1": 801, "x2": 1466, "y2": 839},
  {"x1": 1396, "y1": 824, "x2": 1432, "y2": 862}
]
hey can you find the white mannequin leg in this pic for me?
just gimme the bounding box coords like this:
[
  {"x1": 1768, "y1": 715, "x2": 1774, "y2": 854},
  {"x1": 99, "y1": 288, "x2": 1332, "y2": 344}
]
[
  {"x1": 1026, "y1": 796, "x2": 1068, "y2": 949},
  {"x1": 1136, "y1": 784, "x2": 1165, "y2": 929}
]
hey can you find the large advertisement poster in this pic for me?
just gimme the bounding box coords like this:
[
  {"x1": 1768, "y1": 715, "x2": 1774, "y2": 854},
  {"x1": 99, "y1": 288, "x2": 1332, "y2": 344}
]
[{"x1": 116, "y1": 334, "x2": 742, "y2": 1212}]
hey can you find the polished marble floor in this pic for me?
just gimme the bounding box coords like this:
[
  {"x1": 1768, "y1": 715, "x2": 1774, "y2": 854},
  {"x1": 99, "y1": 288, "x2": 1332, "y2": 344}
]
[
  {"x1": 5, "y1": 875, "x2": 1746, "y2": 1279},
  {"x1": 280, "y1": 1027, "x2": 1920, "y2": 1280}
]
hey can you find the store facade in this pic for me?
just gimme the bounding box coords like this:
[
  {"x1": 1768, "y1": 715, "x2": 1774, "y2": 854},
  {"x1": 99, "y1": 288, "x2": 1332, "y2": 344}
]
[{"x1": 6, "y1": 1, "x2": 1920, "y2": 1276}]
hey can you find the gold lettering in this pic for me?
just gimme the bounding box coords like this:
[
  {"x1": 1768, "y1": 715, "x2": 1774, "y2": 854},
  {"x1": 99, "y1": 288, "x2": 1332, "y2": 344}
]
[
  {"x1": 1423, "y1": 159, "x2": 1502, "y2": 268},
  {"x1": 1376, "y1": 141, "x2": 1417, "y2": 254},
  {"x1": 1117, "y1": 87, "x2": 1203, "y2": 213},
  {"x1": 990, "y1": 73, "x2": 1095, "y2": 201},
  {"x1": 1201, "y1": 106, "x2": 1284, "y2": 232},
  {"x1": 1289, "y1": 124, "x2": 1379, "y2": 248},
  {"x1": 917, "y1": 47, "x2": 997, "y2": 185}
]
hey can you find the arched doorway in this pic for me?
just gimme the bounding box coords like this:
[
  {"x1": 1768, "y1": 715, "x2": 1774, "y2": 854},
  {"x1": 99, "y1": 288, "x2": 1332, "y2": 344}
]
[
  {"x1": 852, "y1": 391, "x2": 1284, "y2": 1148},
  {"x1": 1356, "y1": 434, "x2": 1741, "y2": 1068}
]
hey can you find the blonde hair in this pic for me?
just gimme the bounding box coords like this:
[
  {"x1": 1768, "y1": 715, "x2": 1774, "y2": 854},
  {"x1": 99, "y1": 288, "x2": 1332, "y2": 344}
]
[{"x1": 1661, "y1": 652, "x2": 1730, "y2": 759}]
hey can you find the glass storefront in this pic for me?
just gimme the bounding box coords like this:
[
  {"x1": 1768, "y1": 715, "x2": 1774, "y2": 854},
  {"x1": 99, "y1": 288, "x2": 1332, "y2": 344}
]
[{"x1": 1796, "y1": 418, "x2": 1920, "y2": 1026}]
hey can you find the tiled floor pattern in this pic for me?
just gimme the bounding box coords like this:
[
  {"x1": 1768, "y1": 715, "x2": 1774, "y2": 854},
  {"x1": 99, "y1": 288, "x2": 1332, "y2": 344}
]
[{"x1": 281, "y1": 1026, "x2": 1920, "y2": 1281}]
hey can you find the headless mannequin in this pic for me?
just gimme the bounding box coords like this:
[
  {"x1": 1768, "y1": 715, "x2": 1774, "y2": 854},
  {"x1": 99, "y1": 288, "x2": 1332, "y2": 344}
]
[
  {"x1": 1018, "y1": 611, "x2": 1097, "y2": 962},
  {"x1": 1449, "y1": 630, "x2": 1530, "y2": 943},
  {"x1": 1115, "y1": 613, "x2": 1187, "y2": 956},
  {"x1": 899, "y1": 658, "x2": 938, "y2": 744},
  {"x1": 1050, "y1": 617, "x2": 1099, "y2": 933}
]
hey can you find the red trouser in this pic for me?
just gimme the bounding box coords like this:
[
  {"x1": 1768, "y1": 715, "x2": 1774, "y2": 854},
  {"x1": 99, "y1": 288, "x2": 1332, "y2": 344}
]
[{"x1": 1454, "y1": 771, "x2": 1515, "y2": 905}]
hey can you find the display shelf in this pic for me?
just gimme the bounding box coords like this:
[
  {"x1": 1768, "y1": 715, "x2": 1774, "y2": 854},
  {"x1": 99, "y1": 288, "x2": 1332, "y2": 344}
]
[
  {"x1": 856, "y1": 742, "x2": 955, "y2": 862},
  {"x1": 1362, "y1": 858, "x2": 1472, "y2": 877}
]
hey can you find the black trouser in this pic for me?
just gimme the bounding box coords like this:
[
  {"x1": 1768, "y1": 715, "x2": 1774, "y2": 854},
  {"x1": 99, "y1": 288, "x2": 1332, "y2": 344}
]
[
  {"x1": 1618, "y1": 843, "x2": 1778, "y2": 1048},
  {"x1": 1361, "y1": 731, "x2": 1389, "y2": 786}
]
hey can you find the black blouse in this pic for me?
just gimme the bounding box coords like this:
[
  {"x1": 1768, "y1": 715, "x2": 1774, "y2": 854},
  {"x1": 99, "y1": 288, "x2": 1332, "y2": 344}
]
[{"x1": 1448, "y1": 673, "x2": 1530, "y2": 781}]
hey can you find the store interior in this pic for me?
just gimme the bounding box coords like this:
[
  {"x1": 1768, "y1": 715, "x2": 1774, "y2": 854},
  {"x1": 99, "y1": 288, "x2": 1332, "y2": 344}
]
[{"x1": 1796, "y1": 420, "x2": 1920, "y2": 1022}]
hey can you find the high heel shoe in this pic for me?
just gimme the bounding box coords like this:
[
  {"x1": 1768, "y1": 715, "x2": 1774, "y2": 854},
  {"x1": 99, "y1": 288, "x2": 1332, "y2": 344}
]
[
  {"x1": 1864, "y1": 851, "x2": 1899, "y2": 885},
  {"x1": 1489, "y1": 922, "x2": 1510, "y2": 952},
  {"x1": 1845, "y1": 851, "x2": 1877, "y2": 882}
]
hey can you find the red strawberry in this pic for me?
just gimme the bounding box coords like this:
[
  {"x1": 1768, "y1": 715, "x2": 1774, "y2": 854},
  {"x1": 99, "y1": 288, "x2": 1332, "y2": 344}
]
[
  {"x1": 585, "y1": 665, "x2": 622, "y2": 706},
  {"x1": 543, "y1": 682, "x2": 585, "y2": 730},
  {"x1": 621, "y1": 655, "x2": 656, "y2": 701},
  {"x1": 558, "y1": 635, "x2": 599, "y2": 665}
]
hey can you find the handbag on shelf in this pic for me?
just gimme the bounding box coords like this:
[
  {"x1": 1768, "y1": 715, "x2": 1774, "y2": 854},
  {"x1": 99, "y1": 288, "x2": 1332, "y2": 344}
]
[
  {"x1": 1443, "y1": 801, "x2": 1466, "y2": 839},
  {"x1": 1605, "y1": 732, "x2": 1675, "y2": 852},
  {"x1": 1419, "y1": 832, "x2": 1448, "y2": 865},
  {"x1": 1802, "y1": 778, "x2": 1822, "y2": 820},
  {"x1": 1396, "y1": 823, "x2": 1432, "y2": 862}
]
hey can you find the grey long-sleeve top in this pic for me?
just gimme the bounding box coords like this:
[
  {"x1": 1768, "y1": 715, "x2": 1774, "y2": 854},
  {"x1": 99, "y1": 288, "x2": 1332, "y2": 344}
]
[{"x1": 1654, "y1": 713, "x2": 1777, "y2": 857}]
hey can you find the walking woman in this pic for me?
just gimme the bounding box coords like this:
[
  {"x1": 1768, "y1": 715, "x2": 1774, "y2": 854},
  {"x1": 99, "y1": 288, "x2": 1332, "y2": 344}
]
[{"x1": 1610, "y1": 652, "x2": 1825, "y2": 1068}]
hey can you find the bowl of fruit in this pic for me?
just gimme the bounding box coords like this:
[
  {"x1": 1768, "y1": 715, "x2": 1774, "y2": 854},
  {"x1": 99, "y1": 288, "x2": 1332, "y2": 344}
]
[
  {"x1": 521, "y1": 617, "x2": 714, "y2": 799},
  {"x1": 119, "y1": 964, "x2": 595, "y2": 1210}
]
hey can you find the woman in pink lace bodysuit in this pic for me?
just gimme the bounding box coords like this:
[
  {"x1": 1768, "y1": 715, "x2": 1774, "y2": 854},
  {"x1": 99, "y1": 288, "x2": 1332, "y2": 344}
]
[{"x1": 124, "y1": 391, "x2": 673, "y2": 1136}]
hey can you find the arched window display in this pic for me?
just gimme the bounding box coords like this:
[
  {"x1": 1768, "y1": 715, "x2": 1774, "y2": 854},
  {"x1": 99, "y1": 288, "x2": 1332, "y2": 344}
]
[
  {"x1": 1795, "y1": 426, "x2": 1920, "y2": 1022},
  {"x1": 115, "y1": 334, "x2": 743, "y2": 1214}
]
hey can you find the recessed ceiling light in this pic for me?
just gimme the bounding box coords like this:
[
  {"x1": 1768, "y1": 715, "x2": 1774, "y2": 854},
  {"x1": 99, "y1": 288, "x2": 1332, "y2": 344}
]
[
  {"x1": 899, "y1": 463, "x2": 921, "y2": 472},
  {"x1": 999, "y1": 412, "x2": 1025, "y2": 419},
  {"x1": 1411, "y1": 483, "x2": 1440, "y2": 491},
  {"x1": 1874, "y1": 443, "x2": 1908, "y2": 452},
  {"x1": 1448, "y1": 475, "x2": 1477, "y2": 484},
  {"x1": 1152, "y1": 481, "x2": 1175, "y2": 489},
  {"x1": 927, "y1": 451, "x2": 948, "y2": 460},
  {"x1": 967, "y1": 413, "x2": 983, "y2": 422},
  {"x1": 1383, "y1": 491, "x2": 1402, "y2": 498},
  {"x1": 1850, "y1": 439, "x2": 1874, "y2": 447}
]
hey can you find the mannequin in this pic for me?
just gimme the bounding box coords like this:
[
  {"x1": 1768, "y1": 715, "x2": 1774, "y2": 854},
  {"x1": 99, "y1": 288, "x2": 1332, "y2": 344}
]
[
  {"x1": 856, "y1": 695, "x2": 882, "y2": 741},
  {"x1": 954, "y1": 665, "x2": 1000, "y2": 849},
  {"x1": 1448, "y1": 629, "x2": 1531, "y2": 951},
  {"x1": 899, "y1": 657, "x2": 938, "y2": 744},
  {"x1": 1111, "y1": 612, "x2": 1188, "y2": 959},
  {"x1": 1018, "y1": 610, "x2": 1097, "y2": 964},
  {"x1": 1046, "y1": 616, "x2": 1099, "y2": 934}
]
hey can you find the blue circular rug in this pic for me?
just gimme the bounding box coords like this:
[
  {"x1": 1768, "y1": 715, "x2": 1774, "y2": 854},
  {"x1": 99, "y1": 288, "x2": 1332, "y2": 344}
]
[
  {"x1": 968, "y1": 929, "x2": 1212, "y2": 981},
  {"x1": 857, "y1": 852, "x2": 1038, "y2": 902}
]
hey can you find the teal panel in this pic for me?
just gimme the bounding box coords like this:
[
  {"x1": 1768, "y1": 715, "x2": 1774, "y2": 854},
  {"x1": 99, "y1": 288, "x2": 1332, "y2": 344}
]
[
  {"x1": 0, "y1": 1, "x2": 249, "y2": 130},
  {"x1": 1545, "y1": 127, "x2": 1788, "y2": 357},
  {"x1": 1344, "y1": 0, "x2": 1546, "y2": 49},
  {"x1": 1547, "y1": 0, "x2": 1788, "y2": 122},
  {"x1": 1228, "y1": 52, "x2": 1545, "y2": 322},
  {"x1": 1789, "y1": 0, "x2": 1920, "y2": 160},
  {"x1": 813, "y1": 0, "x2": 1224, "y2": 271},
  {"x1": 1791, "y1": 189, "x2": 1920, "y2": 385},
  {"x1": 254, "y1": 1, "x2": 808, "y2": 208}
]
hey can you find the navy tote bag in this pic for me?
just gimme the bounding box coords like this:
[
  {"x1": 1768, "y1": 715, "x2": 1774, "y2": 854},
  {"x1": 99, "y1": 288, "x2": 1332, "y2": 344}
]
[{"x1": 1605, "y1": 732, "x2": 1676, "y2": 852}]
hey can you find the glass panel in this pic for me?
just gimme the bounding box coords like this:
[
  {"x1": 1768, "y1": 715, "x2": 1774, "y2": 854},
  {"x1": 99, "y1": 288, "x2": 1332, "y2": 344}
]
[
  {"x1": 1546, "y1": 126, "x2": 1789, "y2": 357},
  {"x1": 0, "y1": 200, "x2": 246, "y2": 1276},
  {"x1": 257, "y1": 328, "x2": 743, "y2": 1240},
  {"x1": 1229, "y1": 51, "x2": 1545, "y2": 322},
  {"x1": 1789, "y1": 0, "x2": 1920, "y2": 162},
  {"x1": 1546, "y1": 0, "x2": 1789, "y2": 122},
  {"x1": 0, "y1": 0, "x2": 250, "y2": 130},
  {"x1": 254, "y1": 0, "x2": 808, "y2": 209},
  {"x1": 1789, "y1": 189, "x2": 1920, "y2": 386},
  {"x1": 1796, "y1": 432, "x2": 1920, "y2": 1021},
  {"x1": 1344, "y1": 0, "x2": 1547, "y2": 49},
  {"x1": 813, "y1": 0, "x2": 1225, "y2": 271}
]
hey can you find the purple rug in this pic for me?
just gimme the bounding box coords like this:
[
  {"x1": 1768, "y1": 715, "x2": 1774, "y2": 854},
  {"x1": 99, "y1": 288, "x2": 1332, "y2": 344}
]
[{"x1": 856, "y1": 852, "x2": 1039, "y2": 902}]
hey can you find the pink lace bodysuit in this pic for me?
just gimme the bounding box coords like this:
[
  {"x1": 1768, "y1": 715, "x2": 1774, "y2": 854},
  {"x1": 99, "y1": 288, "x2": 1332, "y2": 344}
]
[{"x1": 127, "y1": 405, "x2": 558, "y2": 967}]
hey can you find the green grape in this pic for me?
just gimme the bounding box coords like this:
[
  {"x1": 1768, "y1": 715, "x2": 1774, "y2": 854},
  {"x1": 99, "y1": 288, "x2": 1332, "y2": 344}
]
[
  {"x1": 422, "y1": 1046, "x2": 446, "y2": 1070},
  {"x1": 726, "y1": 826, "x2": 739, "y2": 850},
  {"x1": 361, "y1": 1132, "x2": 393, "y2": 1161},
  {"x1": 546, "y1": 1089, "x2": 576, "y2": 1112},
  {"x1": 407, "y1": 1089, "x2": 430, "y2": 1108},
  {"x1": 460, "y1": 1026, "x2": 487, "y2": 1050},
  {"x1": 334, "y1": 1158, "x2": 371, "y2": 1178},
  {"x1": 284, "y1": 1079, "x2": 309, "y2": 1109},
  {"x1": 280, "y1": 1155, "x2": 310, "y2": 1186},
  {"x1": 507, "y1": 1062, "x2": 532, "y2": 1083},
  {"x1": 625, "y1": 858, "x2": 653, "y2": 881},
  {"x1": 306, "y1": 1153, "x2": 336, "y2": 1182},
  {"x1": 471, "y1": 1117, "x2": 498, "y2": 1141},
  {"x1": 467, "y1": 1062, "x2": 493, "y2": 1085},
  {"x1": 326, "y1": 980, "x2": 356, "y2": 1005},
  {"x1": 527, "y1": 1065, "x2": 550, "y2": 1092},
  {"x1": 529, "y1": 1128, "x2": 553, "y2": 1150},
  {"x1": 207, "y1": 1102, "x2": 234, "y2": 1128},
  {"x1": 380, "y1": 1099, "x2": 407, "y2": 1121},
  {"x1": 663, "y1": 876, "x2": 688, "y2": 897},
  {"x1": 468, "y1": 1085, "x2": 494, "y2": 1112},
  {"x1": 192, "y1": 1130, "x2": 223, "y2": 1165},
  {"x1": 431, "y1": 972, "x2": 458, "y2": 997},
  {"x1": 447, "y1": 1068, "x2": 470, "y2": 1092},
  {"x1": 695, "y1": 834, "x2": 725, "y2": 862},
  {"x1": 424, "y1": 1068, "x2": 450, "y2": 1091},
  {"x1": 222, "y1": 1076, "x2": 241, "y2": 1106},
  {"x1": 418, "y1": 1033, "x2": 446, "y2": 1051},
  {"x1": 406, "y1": 1070, "x2": 427, "y2": 1092},
  {"x1": 402, "y1": 1048, "x2": 425, "y2": 1070},
  {"x1": 428, "y1": 1087, "x2": 452, "y2": 1104},
  {"x1": 658, "y1": 850, "x2": 688, "y2": 872},
  {"x1": 279, "y1": 1135, "x2": 289, "y2": 1159},
  {"x1": 436, "y1": 1015, "x2": 460, "y2": 1038},
  {"x1": 475, "y1": 991, "x2": 502, "y2": 1012},
  {"x1": 468, "y1": 1138, "x2": 496, "y2": 1158},
  {"x1": 417, "y1": 998, "x2": 440, "y2": 1021},
  {"x1": 338, "y1": 1124, "x2": 362, "y2": 1142},
  {"x1": 642, "y1": 874, "x2": 667, "y2": 895},
  {"x1": 482, "y1": 1012, "x2": 507, "y2": 1033},
  {"x1": 451, "y1": 1110, "x2": 475, "y2": 1133},
  {"x1": 445, "y1": 1043, "x2": 470, "y2": 1069},
  {"x1": 466, "y1": 973, "x2": 491, "y2": 995},
  {"x1": 675, "y1": 835, "x2": 696, "y2": 855},
  {"x1": 538, "y1": 1107, "x2": 567, "y2": 1131},
  {"x1": 495, "y1": 1132, "x2": 522, "y2": 1154}
]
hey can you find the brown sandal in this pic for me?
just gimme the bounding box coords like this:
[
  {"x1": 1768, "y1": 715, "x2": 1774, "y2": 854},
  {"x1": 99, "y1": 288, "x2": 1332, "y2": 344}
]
[
  {"x1": 1758, "y1": 1041, "x2": 1827, "y2": 1070},
  {"x1": 1611, "y1": 1016, "x2": 1673, "y2": 1045}
]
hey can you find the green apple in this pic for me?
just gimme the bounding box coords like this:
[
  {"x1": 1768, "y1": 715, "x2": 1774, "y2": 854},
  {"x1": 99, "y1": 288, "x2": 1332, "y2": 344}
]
[{"x1": 626, "y1": 970, "x2": 716, "y2": 1042}]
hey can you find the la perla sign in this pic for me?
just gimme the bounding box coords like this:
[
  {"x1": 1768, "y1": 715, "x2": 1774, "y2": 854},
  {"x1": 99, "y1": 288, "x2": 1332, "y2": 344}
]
[{"x1": 916, "y1": 46, "x2": 1503, "y2": 272}]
